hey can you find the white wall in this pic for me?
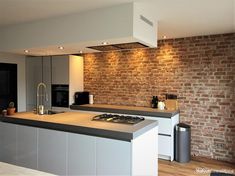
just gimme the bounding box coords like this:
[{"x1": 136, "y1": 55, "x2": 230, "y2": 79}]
[
  {"x1": 0, "y1": 53, "x2": 26, "y2": 112},
  {"x1": 133, "y1": 2, "x2": 157, "y2": 47},
  {"x1": 69, "y1": 55, "x2": 84, "y2": 105},
  {"x1": 233, "y1": 0, "x2": 235, "y2": 30}
]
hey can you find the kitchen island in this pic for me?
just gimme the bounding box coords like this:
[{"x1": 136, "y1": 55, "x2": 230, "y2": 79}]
[{"x1": 0, "y1": 111, "x2": 158, "y2": 176}]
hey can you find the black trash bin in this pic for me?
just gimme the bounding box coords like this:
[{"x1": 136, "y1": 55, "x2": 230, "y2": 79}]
[{"x1": 175, "y1": 123, "x2": 191, "y2": 163}]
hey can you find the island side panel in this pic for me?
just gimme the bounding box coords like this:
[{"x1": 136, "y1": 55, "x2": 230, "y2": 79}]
[{"x1": 131, "y1": 126, "x2": 158, "y2": 176}]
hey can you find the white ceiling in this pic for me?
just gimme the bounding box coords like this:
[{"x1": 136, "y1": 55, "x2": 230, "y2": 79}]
[
  {"x1": 144, "y1": 0, "x2": 235, "y2": 39},
  {"x1": 0, "y1": 0, "x2": 136, "y2": 27},
  {"x1": 0, "y1": 0, "x2": 234, "y2": 39},
  {"x1": 0, "y1": 0, "x2": 234, "y2": 55}
]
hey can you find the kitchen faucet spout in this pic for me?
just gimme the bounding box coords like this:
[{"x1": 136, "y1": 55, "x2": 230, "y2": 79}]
[{"x1": 36, "y1": 82, "x2": 48, "y2": 115}]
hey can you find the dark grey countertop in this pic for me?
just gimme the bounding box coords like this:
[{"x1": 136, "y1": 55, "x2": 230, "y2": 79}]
[
  {"x1": 70, "y1": 104, "x2": 179, "y2": 118},
  {"x1": 0, "y1": 111, "x2": 158, "y2": 142}
]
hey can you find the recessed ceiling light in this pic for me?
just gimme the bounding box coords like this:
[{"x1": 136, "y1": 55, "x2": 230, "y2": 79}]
[
  {"x1": 163, "y1": 35, "x2": 167, "y2": 39},
  {"x1": 58, "y1": 46, "x2": 64, "y2": 50},
  {"x1": 24, "y1": 50, "x2": 29, "y2": 53},
  {"x1": 79, "y1": 50, "x2": 83, "y2": 54},
  {"x1": 102, "y1": 42, "x2": 108, "y2": 45}
]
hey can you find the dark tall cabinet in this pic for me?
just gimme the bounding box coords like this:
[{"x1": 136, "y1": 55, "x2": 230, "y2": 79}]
[{"x1": 0, "y1": 63, "x2": 17, "y2": 112}]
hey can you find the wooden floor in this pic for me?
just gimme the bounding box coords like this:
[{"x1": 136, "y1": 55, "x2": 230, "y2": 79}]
[{"x1": 159, "y1": 157, "x2": 235, "y2": 176}]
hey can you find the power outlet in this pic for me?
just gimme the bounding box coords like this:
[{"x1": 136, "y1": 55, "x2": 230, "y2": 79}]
[{"x1": 215, "y1": 143, "x2": 225, "y2": 149}]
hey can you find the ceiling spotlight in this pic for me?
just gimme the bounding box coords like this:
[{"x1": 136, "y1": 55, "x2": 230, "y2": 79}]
[
  {"x1": 79, "y1": 50, "x2": 83, "y2": 54},
  {"x1": 58, "y1": 46, "x2": 64, "y2": 50},
  {"x1": 102, "y1": 42, "x2": 108, "y2": 45},
  {"x1": 163, "y1": 35, "x2": 167, "y2": 39},
  {"x1": 24, "y1": 50, "x2": 29, "y2": 53}
]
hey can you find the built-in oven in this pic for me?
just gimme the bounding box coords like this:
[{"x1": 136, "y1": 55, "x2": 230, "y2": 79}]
[{"x1": 51, "y1": 84, "x2": 69, "y2": 107}]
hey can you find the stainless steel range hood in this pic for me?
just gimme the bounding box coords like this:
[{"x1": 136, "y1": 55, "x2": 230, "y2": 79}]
[
  {"x1": 0, "y1": 3, "x2": 157, "y2": 55},
  {"x1": 87, "y1": 42, "x2": 149, "y2": 52}
]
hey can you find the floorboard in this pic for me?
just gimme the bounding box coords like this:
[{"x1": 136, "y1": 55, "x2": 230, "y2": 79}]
[{"x1": 159, "y1": 157, "x2": 235, "y2": 176}]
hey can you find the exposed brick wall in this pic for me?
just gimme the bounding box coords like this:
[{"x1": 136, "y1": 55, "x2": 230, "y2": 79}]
[{"x1": 84, "y1": 33, "x2": 235, "y2": 163}]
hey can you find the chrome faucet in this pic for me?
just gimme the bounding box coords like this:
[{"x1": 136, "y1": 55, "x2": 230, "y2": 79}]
[{"x1": 36, "y1": 82, "x2": 48, "y2": 115}]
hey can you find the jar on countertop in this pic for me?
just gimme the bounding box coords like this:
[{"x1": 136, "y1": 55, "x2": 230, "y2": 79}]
[{"x1": 158, "y1": 101, "x2": 165, "y2": 110}]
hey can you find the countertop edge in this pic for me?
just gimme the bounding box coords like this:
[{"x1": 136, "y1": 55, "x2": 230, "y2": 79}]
[
  {"x1": 0, "y1": 115, "x2": 158, "y2": 142},
  {"x1": 70, "y1": 104, "x2": 179, "y2": 118}
]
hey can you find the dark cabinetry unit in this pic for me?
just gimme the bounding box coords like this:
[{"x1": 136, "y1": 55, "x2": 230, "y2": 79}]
[
  {"x1": 0, "y1": 63, "x2": 17, "y2": 112},
  {"x1": 51, "y1": 84, "x2": 69, "y2": 107}
]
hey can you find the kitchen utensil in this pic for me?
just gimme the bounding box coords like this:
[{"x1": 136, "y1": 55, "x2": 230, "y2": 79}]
[{"x1": 74, "y1": 92, "x2": 89, "y2": 105}]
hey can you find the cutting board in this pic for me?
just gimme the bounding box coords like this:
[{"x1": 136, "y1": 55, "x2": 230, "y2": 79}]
[{"x1": 165, "y1": 99, "x2": 178, "y2": 110}]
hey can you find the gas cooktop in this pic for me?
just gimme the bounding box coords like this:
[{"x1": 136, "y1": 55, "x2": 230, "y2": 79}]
[{"x1": 92, "y1": 114, "x2": 144, "y2": 125}]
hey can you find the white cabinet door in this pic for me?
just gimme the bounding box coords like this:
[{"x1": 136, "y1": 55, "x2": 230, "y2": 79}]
[
  {"x1": 68, "y1": 133, "x2": 96, "y2": 175},
  {"x1": 158, "y1": 135, "x2": 172, "y2": 157},
  {"x1": 16, "y1": 125, "x2": 37, "y2": 169},
  {"x1": 144, "y1": 116, "x2": 172, "y2": 135},
  {"x1": 96, "y1": 137, "x2": 131, "y2": 175},
  {"x1": 38, "y1": 128, "x2": 67, "y2": 175},
  {"x1": 0, "y1": 122, "x2": 17, "y2": 164},
  {"x1": 52, "y1": 56, "x2": 69, "y2": 84},
  {"x1": 157, "y1": 117, "x2": 172, "y2": 135}
]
